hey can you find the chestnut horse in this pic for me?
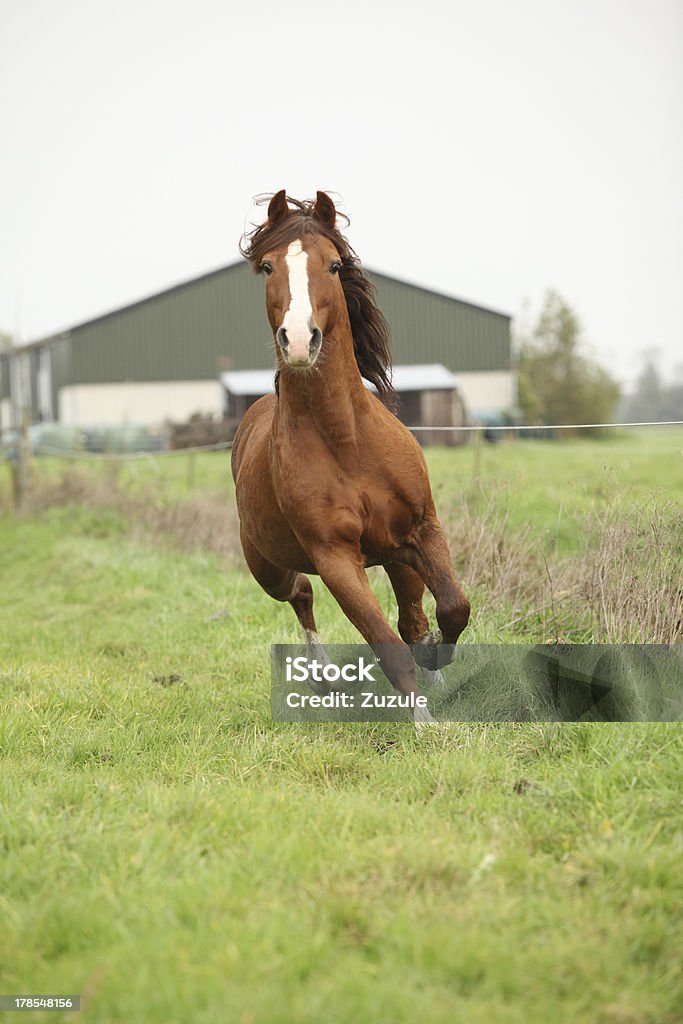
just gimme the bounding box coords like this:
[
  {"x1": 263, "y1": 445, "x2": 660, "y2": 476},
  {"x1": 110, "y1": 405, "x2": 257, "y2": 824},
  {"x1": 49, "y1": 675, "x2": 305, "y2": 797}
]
[{"x1": 232, "y1": 191, "x2": 470, "y2": 725}]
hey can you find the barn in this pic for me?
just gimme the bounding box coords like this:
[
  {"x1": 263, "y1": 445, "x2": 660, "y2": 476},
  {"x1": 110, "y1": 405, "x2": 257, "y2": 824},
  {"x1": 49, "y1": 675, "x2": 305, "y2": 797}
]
[{"x1": 0, "y1": 263, "x2": 512, "y2": 435}]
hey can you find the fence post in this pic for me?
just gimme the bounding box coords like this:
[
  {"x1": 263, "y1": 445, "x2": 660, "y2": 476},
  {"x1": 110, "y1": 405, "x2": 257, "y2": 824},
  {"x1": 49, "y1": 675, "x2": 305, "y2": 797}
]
[{"x1": 187, "y1": 450, "x2": 196, "y2": 490}]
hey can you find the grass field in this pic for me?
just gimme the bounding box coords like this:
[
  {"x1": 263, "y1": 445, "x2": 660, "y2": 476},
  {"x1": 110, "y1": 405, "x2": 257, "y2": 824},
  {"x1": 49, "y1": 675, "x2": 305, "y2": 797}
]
[{"x1": 1, "y1": 430, "x2": 681, "y2": 1022}]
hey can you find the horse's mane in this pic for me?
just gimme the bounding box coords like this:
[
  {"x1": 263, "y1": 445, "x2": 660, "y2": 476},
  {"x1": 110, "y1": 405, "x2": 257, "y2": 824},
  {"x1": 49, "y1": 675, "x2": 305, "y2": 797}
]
[{"x1": 240, "y1": 194, "x2": 394, "y2": 401}]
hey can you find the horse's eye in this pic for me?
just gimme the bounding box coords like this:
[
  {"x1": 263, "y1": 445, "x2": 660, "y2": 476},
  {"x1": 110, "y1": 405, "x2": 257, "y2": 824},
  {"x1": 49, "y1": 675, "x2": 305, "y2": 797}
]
[
  {"x1": 330, "y1": 261, "x2": 341, "y2": 275},
  {"x1": 261, "y1": 262, "x2": 273, "y2": 276}
]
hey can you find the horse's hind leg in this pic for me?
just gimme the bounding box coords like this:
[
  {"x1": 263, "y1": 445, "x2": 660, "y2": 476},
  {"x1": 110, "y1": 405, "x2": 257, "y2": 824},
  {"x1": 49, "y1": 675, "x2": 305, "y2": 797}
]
[
  {"x1": 240, "y1": 533, "x2": 332, "y2": 692},
  {"x1": 240, "y1": 532, "x2": 320, "y2": 643}
]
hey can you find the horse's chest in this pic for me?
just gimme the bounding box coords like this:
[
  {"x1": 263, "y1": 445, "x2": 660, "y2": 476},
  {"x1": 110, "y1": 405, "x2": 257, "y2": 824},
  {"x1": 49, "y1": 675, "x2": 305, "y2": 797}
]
[
  {"x1": 296, "y1": 476, "x2": 417, "y2": 554},
  {"x1": 271, "y1": 438, "x2": 425, "y2": 557}
]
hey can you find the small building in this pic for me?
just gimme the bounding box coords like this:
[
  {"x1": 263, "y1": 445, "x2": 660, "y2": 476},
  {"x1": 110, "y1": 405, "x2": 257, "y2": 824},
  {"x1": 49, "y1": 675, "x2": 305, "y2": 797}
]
[
  {"x1": 0, "y1": 263, "x2": 512, "y2": 435},
  {"x1": 221, "y1": 364, "x2": 468, "y2": 446}
]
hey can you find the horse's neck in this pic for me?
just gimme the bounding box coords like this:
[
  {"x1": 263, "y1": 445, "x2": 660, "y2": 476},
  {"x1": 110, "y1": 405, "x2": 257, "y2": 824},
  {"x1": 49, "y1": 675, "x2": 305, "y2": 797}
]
[{"x1": 275, "y1": 328, "x2": 369, "y2": 450}]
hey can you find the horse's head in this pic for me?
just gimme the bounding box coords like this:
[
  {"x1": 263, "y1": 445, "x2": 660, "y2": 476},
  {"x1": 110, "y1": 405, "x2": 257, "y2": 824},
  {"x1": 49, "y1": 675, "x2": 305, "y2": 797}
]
[
  {"x1": 241, "y1": 191, "x2": 344, "y2": 369},
  {"x1": 241, "y1": 191, "x2": 394, "y2": 397}
]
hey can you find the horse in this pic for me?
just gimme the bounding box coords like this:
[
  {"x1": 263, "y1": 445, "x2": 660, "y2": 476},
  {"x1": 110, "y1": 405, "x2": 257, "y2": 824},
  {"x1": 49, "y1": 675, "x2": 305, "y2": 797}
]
[{"x1": 231, "y1": 190, "x2": 470, "y2": 725}]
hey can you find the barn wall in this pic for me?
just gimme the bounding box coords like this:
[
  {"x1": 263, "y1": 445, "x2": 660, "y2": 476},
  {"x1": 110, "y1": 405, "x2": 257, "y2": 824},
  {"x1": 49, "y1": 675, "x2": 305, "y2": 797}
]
[
  {"x1": 455, "y1": 370, "x2": 515, "y2": 414},
  {"x1": 59, "y1": 381, "x2": 223, "y2": 426},
  {"x1": 49, "y1": 336, "x2": 72, "y2": 420},
  {"x1": 1, "y1": 352, "x2": 30, "y2": 430},
  {"x1": 368, "y1": 271, "x2": 510, "y2": 372},
  {"x1": 0, "y1": 355, "x2": 13, "y2": 431},
  {"x1": 417, "y1": 389, "x2": 469, "y2": 446},
  {"x1": 67, "y1": 265, "x2": 269, "y2": 384},
  {"x1": 0, "y1": 398, "x2": 10, "y2": 433},
  {"x1": 421, "y1": 389, "x2": 453, "y2": 427}
]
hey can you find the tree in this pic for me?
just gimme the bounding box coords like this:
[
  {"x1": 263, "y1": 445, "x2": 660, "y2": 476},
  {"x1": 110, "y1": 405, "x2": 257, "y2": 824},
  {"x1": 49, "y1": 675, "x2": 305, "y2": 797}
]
[
  {"x1": 515, "y1": 291, "x2": 620, "y2": 432},
  {"x1": 621, "y1": 355, "x2": 683, "y2": 423}
]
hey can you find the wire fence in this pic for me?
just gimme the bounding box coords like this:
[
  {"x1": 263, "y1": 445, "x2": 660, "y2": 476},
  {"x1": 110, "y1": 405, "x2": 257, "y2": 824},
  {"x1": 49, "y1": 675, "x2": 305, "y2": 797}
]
[
  {"x1": 406, "y1": 420, "x2": 683, "y2": 433},
  {"x1": 3, "y1": 417, "x2": 681, "y2": 511},
  {"x1": 33, "y1": 440, "x2": 235, "y2": 460},
  {"x1": 12, "y1": 418, "x2": 683, "y2": 461}
]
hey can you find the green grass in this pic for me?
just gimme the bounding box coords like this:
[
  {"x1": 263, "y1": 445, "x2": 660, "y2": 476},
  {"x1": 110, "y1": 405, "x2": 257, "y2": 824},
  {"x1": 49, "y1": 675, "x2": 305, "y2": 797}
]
[
  {"x1": 430, "y1": 427, "x2": 683, "y2": 550},
  {"x1": 1, "y1": 431, "x2": 682, "y2": 1022}
]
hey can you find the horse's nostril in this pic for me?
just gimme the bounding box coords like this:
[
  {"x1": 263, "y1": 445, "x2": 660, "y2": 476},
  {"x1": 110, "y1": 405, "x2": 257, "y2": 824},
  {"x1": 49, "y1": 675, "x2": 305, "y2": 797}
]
[
  {"x1": 276, "y1": 326, "x2": 289, "y2": 350},
  {"x1": 311, "y1": 327, "x2": 322, "y2": 350}
]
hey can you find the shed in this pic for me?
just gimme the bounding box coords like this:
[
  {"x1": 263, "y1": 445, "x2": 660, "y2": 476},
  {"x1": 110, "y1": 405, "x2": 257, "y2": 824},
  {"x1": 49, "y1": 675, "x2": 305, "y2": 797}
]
[{"x1": 220, "y1": 363, "x2": 468, "y2": 446}]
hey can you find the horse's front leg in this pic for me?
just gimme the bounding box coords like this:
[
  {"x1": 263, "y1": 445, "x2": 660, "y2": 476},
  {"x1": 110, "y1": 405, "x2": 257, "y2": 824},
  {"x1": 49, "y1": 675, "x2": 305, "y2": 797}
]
[
  {"x1": 407, "y1": 517, "x2": 471, "y2": 668},
  {"x1": 384, "y1": 562, "x2": 447, "y2": 688},
  {"x1": 313, "y1": 547, "x2": 435, "y2": 726},
  {"x1": 384, "y1": 562, "x2": 430, "y2": 644}
]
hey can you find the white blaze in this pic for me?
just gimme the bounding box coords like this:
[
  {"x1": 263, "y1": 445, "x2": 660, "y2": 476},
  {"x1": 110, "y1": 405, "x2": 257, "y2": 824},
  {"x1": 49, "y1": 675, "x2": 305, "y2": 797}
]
[{"x1": 282, "y1": 240, "x2": 313, "y2": 363}]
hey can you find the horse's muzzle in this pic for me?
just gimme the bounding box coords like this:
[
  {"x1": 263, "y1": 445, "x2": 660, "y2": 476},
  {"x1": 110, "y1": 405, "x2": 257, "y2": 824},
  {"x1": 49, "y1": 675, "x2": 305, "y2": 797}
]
[{"x1": 276, "y1": 325, "x2": 323, "y2": 368}]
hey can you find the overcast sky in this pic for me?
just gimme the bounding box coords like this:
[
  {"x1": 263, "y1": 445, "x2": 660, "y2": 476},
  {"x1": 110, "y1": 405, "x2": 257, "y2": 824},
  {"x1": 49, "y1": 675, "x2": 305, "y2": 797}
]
[{"x1": 2, "y1": 0, "x2": 681, "y2": 387}]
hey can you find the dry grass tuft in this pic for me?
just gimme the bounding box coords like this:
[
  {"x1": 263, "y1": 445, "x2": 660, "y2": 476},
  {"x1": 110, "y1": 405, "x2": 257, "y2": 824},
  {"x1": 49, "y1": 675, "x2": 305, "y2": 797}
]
[
  {"x1": 568, "y1": 500, "x2": 683, "y2": 644},
  {"x1": 22, "y1": 464, "x2": 241, "y2": 559},
  {"x1": 444, "y1": 490, "x2": 682, "y2": 644},
  {"x1": 446, "y1": 493, "x2": 544, "y2": 614}
]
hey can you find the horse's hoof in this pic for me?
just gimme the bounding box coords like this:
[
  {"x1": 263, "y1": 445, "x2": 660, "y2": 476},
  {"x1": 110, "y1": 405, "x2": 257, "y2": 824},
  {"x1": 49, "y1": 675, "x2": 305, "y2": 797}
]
[
  {"x1": 303, "y1": 631, "x2": 342, "y2": 694},
  {"x1": 413, "y1": 702, "x2": 437, "y2": 735},
  {"x1": 421, "y1": 667, "x2": 447, "y2": 689},
  {"x1": 414, "y1": 708, "x2": 457, "y2": 741},
  {"x1": 414, "y1": 631, "x2": 455, "y2": 671}
]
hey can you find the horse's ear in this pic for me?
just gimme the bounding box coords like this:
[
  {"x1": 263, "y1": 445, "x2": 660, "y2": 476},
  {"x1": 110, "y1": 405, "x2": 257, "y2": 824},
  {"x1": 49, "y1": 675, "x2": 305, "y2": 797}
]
[
  {"x1": 267, "y1": 190, "x2": 289, "y2": 225},
  {"x1": 313, "y1": 191, "x2": 336, "y2": 229}
]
